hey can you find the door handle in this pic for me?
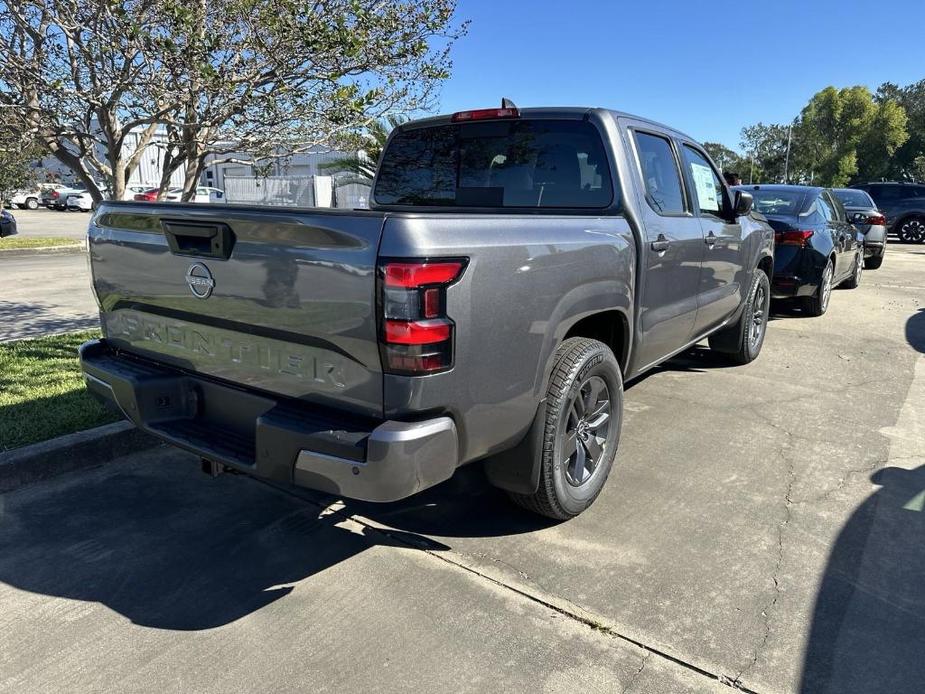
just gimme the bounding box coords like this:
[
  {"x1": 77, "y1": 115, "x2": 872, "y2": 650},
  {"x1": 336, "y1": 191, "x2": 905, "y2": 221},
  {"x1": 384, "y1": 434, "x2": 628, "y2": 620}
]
[
  {"x1": 705, "y1": 231, "x2": 717, "y2": 247},
  {"x1": 650, "y1": 235, "x2": 670, "y2": 253}
]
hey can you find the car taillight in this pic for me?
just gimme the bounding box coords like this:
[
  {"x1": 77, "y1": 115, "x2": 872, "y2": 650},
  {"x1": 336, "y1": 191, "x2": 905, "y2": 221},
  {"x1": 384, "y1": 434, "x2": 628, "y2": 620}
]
[
  {"x1": 866, "y1": 213, "x2": 886, "y2": 225},
  {"x1": 775, "y1": 230, "x2": 814, "y2": 247},
  {"x1": 379, "y1": 259, "x2": 466, "y2": 374}
]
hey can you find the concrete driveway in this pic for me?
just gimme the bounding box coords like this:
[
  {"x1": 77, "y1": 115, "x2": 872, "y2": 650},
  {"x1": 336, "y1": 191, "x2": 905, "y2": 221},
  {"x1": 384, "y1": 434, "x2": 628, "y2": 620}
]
[
  {"x1": 1, "y1": 245, "x2": 924, "y2": 693},
  {"x1": 0, "y1": 253, "x2": 98, "y2": 341}
]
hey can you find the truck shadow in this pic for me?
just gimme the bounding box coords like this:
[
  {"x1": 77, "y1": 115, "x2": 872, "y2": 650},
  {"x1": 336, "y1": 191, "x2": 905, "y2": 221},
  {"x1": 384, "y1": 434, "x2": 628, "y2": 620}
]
[
  {"x1": 0, "y1": 455, "x2": 448, "y2": 631},
  {"x1": 799, "y1": 465, "x2": 925, "y2": 693}
]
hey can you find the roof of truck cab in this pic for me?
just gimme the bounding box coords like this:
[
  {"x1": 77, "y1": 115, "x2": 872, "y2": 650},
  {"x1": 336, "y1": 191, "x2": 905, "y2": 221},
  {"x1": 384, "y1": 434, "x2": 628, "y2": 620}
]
[{"x1": 399, "y1": 107, "x2": 698, "y2": 143}]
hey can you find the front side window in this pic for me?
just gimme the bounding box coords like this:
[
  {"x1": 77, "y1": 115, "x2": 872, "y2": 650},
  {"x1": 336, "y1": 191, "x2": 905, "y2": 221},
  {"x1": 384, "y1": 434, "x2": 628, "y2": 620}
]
[
  {"x1": 634, "y1": 132, "x2": 685, "y2": 215},
  {"x1": 682, "y1": 145, "x2": 726, "y2": 216},
  {"x1": 374, "y1": 119, "x2": 614, "y2": 209}
]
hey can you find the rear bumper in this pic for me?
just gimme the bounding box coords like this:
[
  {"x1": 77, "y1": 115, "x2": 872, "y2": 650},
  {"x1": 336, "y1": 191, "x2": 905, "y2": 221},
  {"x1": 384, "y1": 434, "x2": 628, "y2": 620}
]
[
  {"x1": 79, "y1": 339, "x2": 458, "y2": 502},
  {"x1": 771, "y1": 274, "x2": 817, "y2": 300}
]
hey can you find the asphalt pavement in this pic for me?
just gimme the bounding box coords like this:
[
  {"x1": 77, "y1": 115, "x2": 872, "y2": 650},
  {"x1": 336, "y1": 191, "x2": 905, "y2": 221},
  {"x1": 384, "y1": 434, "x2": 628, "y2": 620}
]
[
  {"x1": 0, "y1": 253, "x2": 98, "y2": 341},
  {"x1": 5, "y1": 207, "x2": 91, "y2": 241},
  {"x1": 1, "y1": 244, "x2": 924, "y2": 693}
]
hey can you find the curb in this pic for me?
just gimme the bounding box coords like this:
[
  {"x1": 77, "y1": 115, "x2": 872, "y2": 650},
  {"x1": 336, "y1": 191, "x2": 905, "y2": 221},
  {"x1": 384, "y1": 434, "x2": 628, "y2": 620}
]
[
  {"x1": 0, "y1": 421, "x2": 159, "y2": 493},
  {"x1": 0, "y1": 245, "x2": 84, "y2": 257}
]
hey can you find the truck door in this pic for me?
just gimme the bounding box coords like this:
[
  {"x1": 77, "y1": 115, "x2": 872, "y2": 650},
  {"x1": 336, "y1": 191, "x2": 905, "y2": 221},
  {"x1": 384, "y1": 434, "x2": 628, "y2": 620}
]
[
  {"x1": 630, "y1": 130, "x2": 704, "y2": 370},
  {"x1": 680, "y1": 144, "x2": 743, "y2": 334}
]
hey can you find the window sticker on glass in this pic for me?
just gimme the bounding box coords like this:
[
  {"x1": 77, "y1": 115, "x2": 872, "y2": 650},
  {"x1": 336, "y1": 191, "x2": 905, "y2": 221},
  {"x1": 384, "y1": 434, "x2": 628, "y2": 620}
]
[{"x1": 690, "y1": 162, "x2": 719, "y2": 212}]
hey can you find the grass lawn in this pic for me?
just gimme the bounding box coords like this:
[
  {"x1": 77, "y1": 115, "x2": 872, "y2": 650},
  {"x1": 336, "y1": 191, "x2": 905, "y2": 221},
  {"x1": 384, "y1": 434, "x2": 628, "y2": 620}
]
[
  {"x1": 0, "y1": 236, "x2": 81, "y2": 251},
  {"x1": 0, "y1": 330, "x2": 120, "y2": 452}
]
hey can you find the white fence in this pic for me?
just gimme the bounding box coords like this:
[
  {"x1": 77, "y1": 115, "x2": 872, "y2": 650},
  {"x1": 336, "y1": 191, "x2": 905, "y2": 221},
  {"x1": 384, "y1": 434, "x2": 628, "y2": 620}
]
[{"x1": 222, "y1": 175, "x2": 372, "y2": 209}]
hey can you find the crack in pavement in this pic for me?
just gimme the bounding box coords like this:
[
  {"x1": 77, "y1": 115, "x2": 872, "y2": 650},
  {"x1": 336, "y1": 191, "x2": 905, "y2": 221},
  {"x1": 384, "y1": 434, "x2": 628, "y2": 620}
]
[
  {"x1": 733, "y1": 439, "x2": 795, "y2": 690},
  {"x1": 622, "y1": 649, "x2": 650, "y2": 694}
]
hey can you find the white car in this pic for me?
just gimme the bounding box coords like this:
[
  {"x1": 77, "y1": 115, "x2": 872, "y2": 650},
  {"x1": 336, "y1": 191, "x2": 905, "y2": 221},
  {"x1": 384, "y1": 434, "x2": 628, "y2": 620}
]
[
  {"x1": 10, "y1": 190, "x2": 41, "y2": 210},
  {"x1": 66, "y1": 190, "x2": 95, "y2": 211},
  {"x1": 165, "y1": 186, "x2": 225, "y2": 203}
]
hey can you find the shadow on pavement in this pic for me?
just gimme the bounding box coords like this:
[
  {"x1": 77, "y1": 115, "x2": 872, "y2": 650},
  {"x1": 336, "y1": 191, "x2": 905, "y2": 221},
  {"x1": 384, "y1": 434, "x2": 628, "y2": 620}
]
[
  {"x1": 906, "y1": 308, "x2": 925, "y2": 353},
  {"x1": 0, "y1": 299, "x2": 97, "y2": 341},
  {"x1": 800, "y1": 465, "x2": 925, "y2": 693},
  {"x1": 0, "y1": 459, "x2": 448, "y2": 631}
]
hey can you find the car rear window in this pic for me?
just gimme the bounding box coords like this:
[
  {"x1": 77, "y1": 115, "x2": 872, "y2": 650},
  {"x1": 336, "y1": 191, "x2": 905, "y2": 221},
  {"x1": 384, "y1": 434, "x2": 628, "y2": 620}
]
[
  {"x1": 747, "y1": 189, "x2": 806, "y2": 216},
  {"x1": 834, "y1": 189, "x2": 874, "y2": 207},
  {"x1": 373, "y1": 119, "x2": 614, "y2": 209}
]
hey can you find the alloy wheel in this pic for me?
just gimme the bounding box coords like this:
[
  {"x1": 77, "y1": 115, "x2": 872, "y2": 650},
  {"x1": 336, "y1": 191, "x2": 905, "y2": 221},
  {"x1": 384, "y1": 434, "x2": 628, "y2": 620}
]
[
  {"x1": 901, "y1": 218, "x2": 925, "y2": 243},
  {"x1": 750, "y1": 280, "x2": 769, "y2": 350},
  {"x1": 562, "y1": 376, "x2": 611, "y2": 486},
  {"x1": 821, "y1": 263, "x2": 833, "y2": 312}
]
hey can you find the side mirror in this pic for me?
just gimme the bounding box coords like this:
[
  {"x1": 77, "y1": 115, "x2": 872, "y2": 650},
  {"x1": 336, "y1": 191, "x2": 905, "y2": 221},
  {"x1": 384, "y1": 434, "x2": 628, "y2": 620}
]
[{"x1": 733, "y1": 190, "x2": 753, "y2": 216}]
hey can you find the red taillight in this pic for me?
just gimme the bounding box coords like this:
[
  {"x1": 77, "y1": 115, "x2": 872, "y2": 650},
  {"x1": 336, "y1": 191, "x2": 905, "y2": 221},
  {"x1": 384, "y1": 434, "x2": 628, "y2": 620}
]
[
  {"x1": 775, "y1": 230, "x2": 814, "y2": 247},
  {"x1": 384, "y1": 320, "x2": 451, "y2": 344},
  {"x1": 451, "y1": 107, "x2": 520, "y2": 122},
  {"x1": 379, "y1": 259, "x2": 466, "y2": 374},
  {"x1": 866, "y1": 213, "x2": 886, "y2": 226},
  {"x1": 51, "y1": 191, "x2": 59, "y2": 199},
  {"x1": 384, "y1": 261, "x2": 464, "y2": 288}
]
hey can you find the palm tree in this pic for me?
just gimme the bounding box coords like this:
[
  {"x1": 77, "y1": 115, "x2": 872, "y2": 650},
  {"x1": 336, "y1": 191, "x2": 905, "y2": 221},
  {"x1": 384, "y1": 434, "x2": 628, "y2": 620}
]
[{"x1": 320, "y1": 115, "x2": 408, "y2": 183}]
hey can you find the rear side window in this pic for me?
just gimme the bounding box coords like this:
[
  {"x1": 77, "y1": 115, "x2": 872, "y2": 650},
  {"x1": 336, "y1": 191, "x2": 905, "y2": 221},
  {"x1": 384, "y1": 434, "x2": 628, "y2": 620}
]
[
  {"x1": 868, "y1": 184, "x2": 923, "y2": 202},
  {"x1": 374, "y1": 119, "x2": 614, "y2": 209},
  {"x1": 634, "y1": 132, "x2": 685, "y2": 215}
]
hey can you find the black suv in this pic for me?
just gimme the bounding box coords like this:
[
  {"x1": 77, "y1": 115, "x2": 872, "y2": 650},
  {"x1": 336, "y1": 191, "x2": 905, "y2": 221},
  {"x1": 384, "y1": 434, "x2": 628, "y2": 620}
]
[{"x1": 851, "y1": 182, "x2": 925, "y2": 243}]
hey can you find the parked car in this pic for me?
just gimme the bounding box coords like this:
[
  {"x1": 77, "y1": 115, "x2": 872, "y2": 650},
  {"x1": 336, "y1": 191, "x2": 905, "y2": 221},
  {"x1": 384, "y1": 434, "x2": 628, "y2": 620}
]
[
  {"x1": 9, "y1": 189, "x2": 41, "y2": 210},
  {"x1": 42, "y1": 185, "x2": 85, "y2": 210},
  {"x1": 66, "y1": 190, "x2": 95, "y2": 211},
  {"x1": 739, "y1": 184, "x2": 864, "y2": 316},
  {"x1": 0, "y1": 208, "x2": 17, "y2": 237},
  {"x1": 80, "y1": 105, "x2": 774, "y2": 520},
  {"x1": 833, "y1": 188, "x2": 887, "y2": 269},
  {"x1": 133, "y1": 186, "x2": 225, "y2": 203},
  {"x1": 850, "y1": 181, "x2": 925, "y2": 243}
]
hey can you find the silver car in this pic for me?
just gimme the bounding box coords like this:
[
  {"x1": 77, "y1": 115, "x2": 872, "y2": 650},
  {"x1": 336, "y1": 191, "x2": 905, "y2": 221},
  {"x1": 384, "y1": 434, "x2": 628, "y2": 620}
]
[{"x1": 833, "y1": 188, "x2": 887, "y2": 269}]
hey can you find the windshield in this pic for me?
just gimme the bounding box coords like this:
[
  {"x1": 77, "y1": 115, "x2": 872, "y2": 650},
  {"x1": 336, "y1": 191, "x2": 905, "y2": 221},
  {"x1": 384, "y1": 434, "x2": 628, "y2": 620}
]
[
  {"x1": 834, "y1": 189, "x2": 874, "y2": 208},
  {"x1": 374, "y1": 118, "x2": 614, "y2": 209},
  {"x1": 748, "y1": 189, "x2": 806, "y2": 216}
]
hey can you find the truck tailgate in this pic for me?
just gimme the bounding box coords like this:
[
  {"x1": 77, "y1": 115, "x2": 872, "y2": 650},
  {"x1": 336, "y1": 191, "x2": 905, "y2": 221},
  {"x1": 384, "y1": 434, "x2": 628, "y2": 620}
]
[{"x1": 88, "y1": 203, "x2": 387, "y2": 417}]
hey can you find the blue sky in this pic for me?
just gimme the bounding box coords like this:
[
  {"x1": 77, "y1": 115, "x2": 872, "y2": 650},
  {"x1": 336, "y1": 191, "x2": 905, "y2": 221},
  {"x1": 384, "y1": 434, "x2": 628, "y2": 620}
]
[{"x1": 437, "y1": 0, "x2": 925, "y2": 151}]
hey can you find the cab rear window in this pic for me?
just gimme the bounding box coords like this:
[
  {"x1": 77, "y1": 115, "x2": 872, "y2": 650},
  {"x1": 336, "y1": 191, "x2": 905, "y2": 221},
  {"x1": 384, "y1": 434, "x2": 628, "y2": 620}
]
[{"x1": 373, "y1": 119, "x2": 614, "y2": 209}]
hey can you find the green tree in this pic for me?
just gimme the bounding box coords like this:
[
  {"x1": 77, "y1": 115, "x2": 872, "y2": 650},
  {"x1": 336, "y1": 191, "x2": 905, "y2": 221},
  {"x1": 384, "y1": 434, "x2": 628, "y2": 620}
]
[
  {"x1": 1, "y1": 0, "x2": 466, "y2": 201},
  {"x1": 319, "y1": 115, "x2": 408, "y2": 183},
  {"x1": 791, "y1": 86, "x2": 907, "y2": 186},
  {"x1": 0, "y1": 112, "x2": 41, "y2": 204},
  {"x1": 876, "y1": 80, "x2": 925, "y2": 181},
  {"x1": 739, "y1": 123, "x2": 791, "y2": 183},
  {"x1": 702, "y1": 141, "x2": 748, "y2": 176}
]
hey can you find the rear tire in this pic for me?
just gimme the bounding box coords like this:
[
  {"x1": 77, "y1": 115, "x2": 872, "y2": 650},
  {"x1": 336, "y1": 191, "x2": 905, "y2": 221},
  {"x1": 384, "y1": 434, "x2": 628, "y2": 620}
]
[
  {"x1": 708, "y1": 269, "x2": 771, "y2": 365},
  {"x1": 864, "y1": 252, "x2": 884, "y2": 270},
  {"x1": 25, "y1": 197, "x2": 39, "y2": 210},
  {"x1": 803, "y1": 260, "x2": 834, "y2": 317},
  {"x1": 841, "y1": 251, "x2": 863, "y2": 289},
  {"x1": 508, "y1": 338, "x2": 623, "y2": 520}
]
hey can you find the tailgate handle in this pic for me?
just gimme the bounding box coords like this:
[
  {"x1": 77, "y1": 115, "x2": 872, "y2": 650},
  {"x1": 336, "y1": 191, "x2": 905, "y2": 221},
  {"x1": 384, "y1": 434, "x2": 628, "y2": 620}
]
[{"x1": 162, "y1": 220, "x2": 236, "y2": 260}]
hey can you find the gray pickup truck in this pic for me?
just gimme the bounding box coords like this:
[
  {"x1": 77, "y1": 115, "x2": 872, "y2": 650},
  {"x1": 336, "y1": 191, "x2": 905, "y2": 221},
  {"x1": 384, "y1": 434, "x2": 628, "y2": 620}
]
[{"x1": 80, "y1": 106, "x2": 773, "y2": 519}]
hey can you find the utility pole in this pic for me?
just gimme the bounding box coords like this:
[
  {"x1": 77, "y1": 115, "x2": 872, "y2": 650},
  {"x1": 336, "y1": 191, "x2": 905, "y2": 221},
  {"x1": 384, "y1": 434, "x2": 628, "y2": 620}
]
[{"x1": 783, "y1": 123, "x2": 792, "y2": 183}]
